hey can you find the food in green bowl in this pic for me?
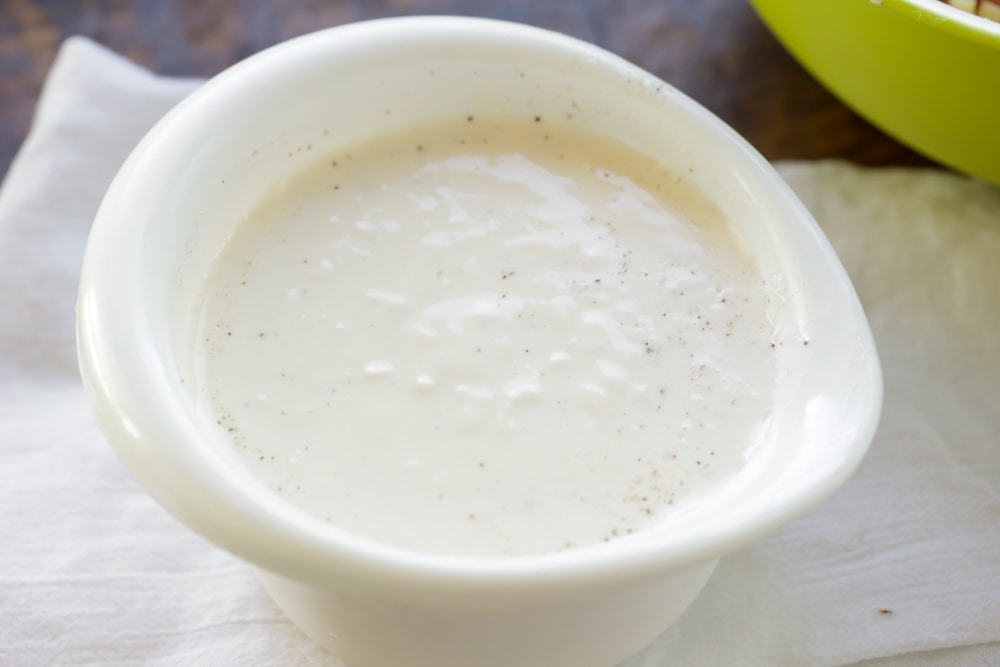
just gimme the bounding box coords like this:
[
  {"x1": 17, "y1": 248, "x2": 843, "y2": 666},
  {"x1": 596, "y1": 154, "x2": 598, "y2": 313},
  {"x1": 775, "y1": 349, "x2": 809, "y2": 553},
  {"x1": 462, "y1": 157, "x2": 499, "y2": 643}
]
[
  {"x1": 939, "y1": 0, "x2": 1000, "y2": 22},
  {"x1": 751, "y1": 0, "x2": 1000, "y2": 186}
]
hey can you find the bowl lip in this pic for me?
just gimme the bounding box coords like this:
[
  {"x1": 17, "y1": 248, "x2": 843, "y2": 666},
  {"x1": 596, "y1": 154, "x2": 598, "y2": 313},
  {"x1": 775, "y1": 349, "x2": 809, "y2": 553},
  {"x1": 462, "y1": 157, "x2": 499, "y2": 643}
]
[
  {"x1": 77, "y1": 15, "x2": 883, "y2": 596},
  {"x1": 888, "y1": 0, "x2": 1000, "y2": 46}
]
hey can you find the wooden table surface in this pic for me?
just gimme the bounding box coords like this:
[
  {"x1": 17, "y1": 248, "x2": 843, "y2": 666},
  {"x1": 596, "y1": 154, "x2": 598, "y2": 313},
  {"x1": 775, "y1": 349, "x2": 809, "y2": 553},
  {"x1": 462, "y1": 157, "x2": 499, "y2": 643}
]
[{"x1": 0, "y1": 0, "x2": 935, "y2": 183}]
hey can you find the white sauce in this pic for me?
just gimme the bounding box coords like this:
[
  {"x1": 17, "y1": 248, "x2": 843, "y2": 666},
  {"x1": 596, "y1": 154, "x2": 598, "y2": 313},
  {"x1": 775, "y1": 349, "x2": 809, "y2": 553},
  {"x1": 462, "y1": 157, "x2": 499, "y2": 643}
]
[{"x1": 194, "y1": 119, "x2": 776, "y2": 557}]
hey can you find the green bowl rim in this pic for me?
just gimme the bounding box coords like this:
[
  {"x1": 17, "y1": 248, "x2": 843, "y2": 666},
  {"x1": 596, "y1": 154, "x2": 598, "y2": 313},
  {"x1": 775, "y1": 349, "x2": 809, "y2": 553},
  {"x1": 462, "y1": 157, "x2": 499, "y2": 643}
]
[{"x1": 886, "y1": 0, "x2": 1000, "y2": 47}]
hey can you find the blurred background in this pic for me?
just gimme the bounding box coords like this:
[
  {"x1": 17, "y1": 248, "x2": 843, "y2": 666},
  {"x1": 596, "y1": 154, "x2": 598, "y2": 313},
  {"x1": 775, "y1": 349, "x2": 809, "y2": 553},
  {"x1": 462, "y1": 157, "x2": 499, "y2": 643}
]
[{"x1": 0, "y1": 0, "x2": 934, "y2": 183}]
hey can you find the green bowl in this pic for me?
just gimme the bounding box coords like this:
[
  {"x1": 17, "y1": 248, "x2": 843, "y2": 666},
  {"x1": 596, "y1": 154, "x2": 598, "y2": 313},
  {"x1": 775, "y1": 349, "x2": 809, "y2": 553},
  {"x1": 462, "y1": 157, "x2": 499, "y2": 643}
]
[{"x1": 750, "y1": 0, "x2": 1000, "y2": 185}]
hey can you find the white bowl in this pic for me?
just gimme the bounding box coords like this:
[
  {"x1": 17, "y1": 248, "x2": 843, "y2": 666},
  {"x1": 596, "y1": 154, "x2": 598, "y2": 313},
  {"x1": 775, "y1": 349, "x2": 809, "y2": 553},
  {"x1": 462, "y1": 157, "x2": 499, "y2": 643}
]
[{"x1": 76, "y1": 16, "x2": 882, "y2": 667}]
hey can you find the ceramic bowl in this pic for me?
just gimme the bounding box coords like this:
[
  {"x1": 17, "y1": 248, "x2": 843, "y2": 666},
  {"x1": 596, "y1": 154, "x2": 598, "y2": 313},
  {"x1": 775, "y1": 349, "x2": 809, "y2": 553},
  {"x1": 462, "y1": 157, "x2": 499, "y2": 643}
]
[
  {"x1": 751, "y1": 0, "x2": 1000, "y2": 186},
  {"x1": 76, "y1": 16, "x2": 882, "y2": 667}
]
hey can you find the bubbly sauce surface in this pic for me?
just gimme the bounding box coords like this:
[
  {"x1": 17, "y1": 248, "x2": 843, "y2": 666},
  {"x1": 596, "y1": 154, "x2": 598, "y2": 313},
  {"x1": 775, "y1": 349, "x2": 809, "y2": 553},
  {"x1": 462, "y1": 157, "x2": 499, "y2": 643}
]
[{"x1": 195, "y1": 119, "x2": 776, "y2": 557}]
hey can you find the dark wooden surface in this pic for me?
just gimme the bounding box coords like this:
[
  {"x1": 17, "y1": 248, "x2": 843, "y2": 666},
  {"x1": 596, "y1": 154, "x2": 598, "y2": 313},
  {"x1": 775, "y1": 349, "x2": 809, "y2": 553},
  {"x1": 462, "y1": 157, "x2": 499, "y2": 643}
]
[{"x1": 0, "y1": 0, "x2": 934, "y2": 183}]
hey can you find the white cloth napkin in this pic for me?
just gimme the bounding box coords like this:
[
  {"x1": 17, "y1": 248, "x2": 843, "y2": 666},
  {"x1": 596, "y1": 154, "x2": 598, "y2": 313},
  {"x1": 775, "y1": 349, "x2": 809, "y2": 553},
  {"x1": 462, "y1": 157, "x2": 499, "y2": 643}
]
[{"x1": 2, "y1": 37, "x2": 998, "y2": 667}]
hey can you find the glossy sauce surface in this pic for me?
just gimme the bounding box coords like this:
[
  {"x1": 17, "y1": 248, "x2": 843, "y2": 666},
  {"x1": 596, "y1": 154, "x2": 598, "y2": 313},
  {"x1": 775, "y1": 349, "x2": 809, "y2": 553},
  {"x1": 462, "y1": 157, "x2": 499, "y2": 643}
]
[{"x1": 194, "y1": 119, "x2": 776, "y2": 557}]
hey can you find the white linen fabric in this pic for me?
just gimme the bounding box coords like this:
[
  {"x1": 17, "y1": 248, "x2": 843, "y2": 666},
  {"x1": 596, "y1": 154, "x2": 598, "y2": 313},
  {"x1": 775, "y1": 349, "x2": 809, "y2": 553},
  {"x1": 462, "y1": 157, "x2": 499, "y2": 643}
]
[{"x1": 1, "y1": 37, "x2": 997, "y2": 667}]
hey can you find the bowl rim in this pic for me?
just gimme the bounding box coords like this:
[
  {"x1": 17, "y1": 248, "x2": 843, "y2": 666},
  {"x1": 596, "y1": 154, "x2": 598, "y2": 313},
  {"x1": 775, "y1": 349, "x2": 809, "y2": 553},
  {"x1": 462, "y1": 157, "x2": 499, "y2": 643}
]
[
  {"x1": 889, "y1": 0, "x2": 1000, "y2": 47},
  {"x1": 77, "y1": 15, "x2": 883, "y2": 598}
]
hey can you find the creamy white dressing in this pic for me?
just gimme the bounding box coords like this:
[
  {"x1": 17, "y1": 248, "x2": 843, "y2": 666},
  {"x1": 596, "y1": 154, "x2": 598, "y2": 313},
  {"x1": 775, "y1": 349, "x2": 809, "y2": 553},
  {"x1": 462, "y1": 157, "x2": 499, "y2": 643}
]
[{"x1": 194, "y1": 119, "x2": 776, "y2": 557}]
